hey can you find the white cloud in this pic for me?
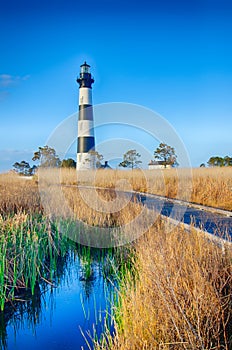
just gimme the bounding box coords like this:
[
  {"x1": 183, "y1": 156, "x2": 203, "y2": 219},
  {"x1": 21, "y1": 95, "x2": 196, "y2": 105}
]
[
  {"x1": 0, "y1": 74, "x2": 30, "y2": 88},
  {"x1": 0, "y1": 74, "x2": 30, "y2": 103}
]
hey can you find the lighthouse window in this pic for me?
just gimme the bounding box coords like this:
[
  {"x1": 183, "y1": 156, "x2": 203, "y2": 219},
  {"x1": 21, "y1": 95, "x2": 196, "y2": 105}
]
[{"x1": 81, "y1": 66, "x2": 90, "y2": 74}]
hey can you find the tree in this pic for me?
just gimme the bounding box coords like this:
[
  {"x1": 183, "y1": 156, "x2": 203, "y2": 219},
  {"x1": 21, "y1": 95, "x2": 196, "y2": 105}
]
[
  {"x1": 32, "y1": 146, "x2": 61, "y2": 167},
  {"x1": 85, "y1": 150, "x2": 104, "y2": 168},
  {"x1": 13, "y1": 161, "x2": 31, "y2": 175},
  {"x1": 13, "y1": 161, "x2": 37, "y2": 176},
  {"x1": 95, "y1": 151, "x2": 104, "y2": 168},
  {"x1": 29, "y1": 165, "x2": 38, "y2": 175},
  {"x1": 153, "y1": 143, "x2": 178, "y2": 168},
  {"x1": 119, "y1": 149, "x2": 142, "y2": 169},
  {"x1": 223, "y1": 156, "x2": 232, "y2": 167},
  {"x1": 61, "y1": 158, "x2": 76, "y2": 168},
  {"x1": 207, "y1": 156, "x2": 232, "y2": 167},
  {"x1": 207, "y1": 156, "x2": 223, "y2": 167}
]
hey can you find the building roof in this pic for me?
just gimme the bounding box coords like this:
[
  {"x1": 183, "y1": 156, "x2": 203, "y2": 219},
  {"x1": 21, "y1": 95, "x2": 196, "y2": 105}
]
[
  {"x1": 80, "y1": 61, "x2": 90, "y2": 67},
  {"x1": 99, "y1": 161, "x2": 112, "y2": 169},
  {"x1": 148, "y1": 160, "x2": 167, "y2": 166}
]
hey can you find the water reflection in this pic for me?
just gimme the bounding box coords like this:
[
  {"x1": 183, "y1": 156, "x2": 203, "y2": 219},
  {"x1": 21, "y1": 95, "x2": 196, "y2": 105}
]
[
  {"x1": 0, "y1": 245, "x2": 123, "y2": 350},
  {"x1": 0, "y1": 287, "x2": 43, "y2": 350}
]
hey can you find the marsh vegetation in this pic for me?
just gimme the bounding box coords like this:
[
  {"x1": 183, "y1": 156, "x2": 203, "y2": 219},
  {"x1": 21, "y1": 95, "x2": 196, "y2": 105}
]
[
  {"x1": 0, "y1": 168, "x2": 231, "y2": 349},
  {"x1": 58, "y1": 167, "x2": 232, "y2": 210}
]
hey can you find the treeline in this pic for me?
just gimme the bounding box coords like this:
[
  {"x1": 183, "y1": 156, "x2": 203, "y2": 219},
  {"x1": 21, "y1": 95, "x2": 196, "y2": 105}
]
[
  {"x1": 13, "y1": 145, "x2": 231, "y2": 176},
  {"x1": 13, "y1": 146, "x2": 76, "y2": 176},
  {"x1": 13, "y1": 142, "x2": 179, "y2": 175},
  {"x1": 207, "y1": 156, "x2": 232, "y2": 167}
]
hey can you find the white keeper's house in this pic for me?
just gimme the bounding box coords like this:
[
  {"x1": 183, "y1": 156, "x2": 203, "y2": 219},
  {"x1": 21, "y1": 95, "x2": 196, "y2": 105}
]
[{"x1": 148, "y1": 160, "x2": 172, "y2": 170}]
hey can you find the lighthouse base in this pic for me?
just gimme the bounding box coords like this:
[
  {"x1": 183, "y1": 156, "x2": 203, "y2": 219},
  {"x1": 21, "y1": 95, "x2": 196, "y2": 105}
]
[{"x1": 76, "y1": 153, "x2": 96, "y2": 170}]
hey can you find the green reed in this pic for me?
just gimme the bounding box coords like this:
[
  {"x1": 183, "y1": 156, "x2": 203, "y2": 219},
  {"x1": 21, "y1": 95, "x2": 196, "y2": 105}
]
[
  {"x1": 0, "y1": 213, "x2": 71, "y2": 311},
  {"x1": 76, "y1": 244, "x2": 138, "y2": 349}
]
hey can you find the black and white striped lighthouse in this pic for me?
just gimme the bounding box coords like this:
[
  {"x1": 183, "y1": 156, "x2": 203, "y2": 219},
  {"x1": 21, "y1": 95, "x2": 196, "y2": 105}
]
[{"x1": 76, "y1": 62, "x2": 95, "y2": 170}]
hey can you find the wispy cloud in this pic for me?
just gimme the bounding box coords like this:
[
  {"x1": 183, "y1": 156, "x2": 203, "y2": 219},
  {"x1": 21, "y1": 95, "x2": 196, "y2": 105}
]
[
  {"x1": 0, "y1": 74, "x2": 30, "y2": 103},
  {"x1": 0, "y1": 74, "x2": 30, "y2": 88}
]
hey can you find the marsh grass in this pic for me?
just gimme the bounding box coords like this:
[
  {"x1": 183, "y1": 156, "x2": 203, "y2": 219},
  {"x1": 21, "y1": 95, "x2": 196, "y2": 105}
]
[
  {"x1": 0, "y1": 169, "x2": 232, "y2": 347},
  {"x1": 2, "y1": 167, "x2": 232, "y2": 212},
  {"x1": 0, "y1": 173, "x2": 42, "y2": 214},
  {"x1": 0, "y1": 212, "x2": 71, "y2": 310},
  {"x1": 95, "y1": 221, "x2": 232, "y2": 350},
  {"x1": 57, "y1": 167, "x2": 232, "y2": 210},
  {"x1": 0, "y1": 171, "x2": 141, "y2": 310}
]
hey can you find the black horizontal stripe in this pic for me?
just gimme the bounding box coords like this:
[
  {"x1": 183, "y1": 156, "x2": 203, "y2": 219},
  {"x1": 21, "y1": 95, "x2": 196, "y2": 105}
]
[
  {"x1": 77, "y1": 73, "x2": 94, "y2": 88},
  {"x1": 78, "y1": 105, "x2": 94, "y2": 121},
  {"x1": 77, "y1": 136, "x2": 95, "y2": 153}
]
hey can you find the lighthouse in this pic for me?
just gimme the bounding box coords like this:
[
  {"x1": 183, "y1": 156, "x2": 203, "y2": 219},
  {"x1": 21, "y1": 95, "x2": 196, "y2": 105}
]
[{"x1": 76, "y1": 62, "x2": 95, "y2": 170}]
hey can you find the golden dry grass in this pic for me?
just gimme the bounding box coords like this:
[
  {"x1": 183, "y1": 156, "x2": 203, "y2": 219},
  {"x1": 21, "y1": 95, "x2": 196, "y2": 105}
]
[
  {"x1": 0, "y1": 171, "x2": 145, "y2": 242},
  {"x1": 1, "y1": 169, "x2": 231, "y2": 347},
  {"x1": 97, "y1": 223, "x2": 232, "y2": 350},
  {"x1": 38, "y1": 165, "x2": 230, "y2": 349},
  {"x1": 1, "y1": 167, "x2": 231, "y2": 228},
  {"x1": 0, "y1": 172, "x2": 42, "y2": 214},
  {"x1": 58, "y1": 167, "x2": 232, "y2": 210},
  {"x1": 190, "y1": 167, "x2": 232, "y2": 210}
]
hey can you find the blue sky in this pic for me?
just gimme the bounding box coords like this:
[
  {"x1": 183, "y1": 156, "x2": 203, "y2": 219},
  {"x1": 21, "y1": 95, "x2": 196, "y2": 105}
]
[{"x1": 0, "y1": 0, "x2": 232, "y2": 171}]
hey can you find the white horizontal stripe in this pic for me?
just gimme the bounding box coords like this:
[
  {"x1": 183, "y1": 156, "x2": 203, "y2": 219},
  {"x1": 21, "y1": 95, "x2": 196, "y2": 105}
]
[
  {"x1": 78, "y1": 120, "x2": 94, "y2": 137},
  {"x1": 79, "y1": 87, "x2": 92, "y2": 105},
  {"x1": 76, "y1": 152, "x2": 96, "y2": 170}
]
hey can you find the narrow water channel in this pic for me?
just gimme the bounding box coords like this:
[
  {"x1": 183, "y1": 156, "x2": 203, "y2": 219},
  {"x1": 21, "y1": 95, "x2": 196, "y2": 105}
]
[{"x1": 0, "y1": 246, "x2": 122, "y2": 350}]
